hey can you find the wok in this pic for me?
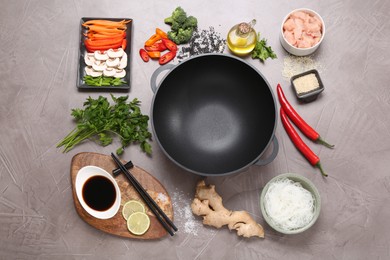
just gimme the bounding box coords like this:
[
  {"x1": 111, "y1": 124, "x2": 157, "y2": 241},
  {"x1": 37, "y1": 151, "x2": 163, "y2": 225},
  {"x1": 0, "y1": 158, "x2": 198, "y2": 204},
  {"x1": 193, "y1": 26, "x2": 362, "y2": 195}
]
[{"x1": 150, "y1": 54, "x2": 278, "y2": 176}]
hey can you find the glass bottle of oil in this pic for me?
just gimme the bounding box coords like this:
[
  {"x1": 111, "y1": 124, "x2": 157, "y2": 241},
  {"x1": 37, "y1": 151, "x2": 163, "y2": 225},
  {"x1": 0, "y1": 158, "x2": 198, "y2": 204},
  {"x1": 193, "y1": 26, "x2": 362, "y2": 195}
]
[{"x1": 227, "y1": 19, "x2": 257, "y2": 55}]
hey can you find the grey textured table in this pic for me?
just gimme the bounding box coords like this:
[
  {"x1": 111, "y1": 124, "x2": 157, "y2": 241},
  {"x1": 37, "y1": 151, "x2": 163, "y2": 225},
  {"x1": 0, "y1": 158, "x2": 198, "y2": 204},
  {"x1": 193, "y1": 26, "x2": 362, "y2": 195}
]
[{"x1": 1, "y1": 0, "x2": 389, "y2": 259}]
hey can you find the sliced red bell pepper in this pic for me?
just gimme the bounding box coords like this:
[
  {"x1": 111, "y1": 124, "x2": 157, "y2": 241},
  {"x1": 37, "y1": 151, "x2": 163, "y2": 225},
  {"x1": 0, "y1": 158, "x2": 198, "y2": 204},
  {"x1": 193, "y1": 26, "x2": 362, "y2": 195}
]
[
  {"x1": 85, "y1": 37, "x2": 124, "y2": 47},
  {"x1": 85, "y1": 42, "x2": 123, "y2": 52}
]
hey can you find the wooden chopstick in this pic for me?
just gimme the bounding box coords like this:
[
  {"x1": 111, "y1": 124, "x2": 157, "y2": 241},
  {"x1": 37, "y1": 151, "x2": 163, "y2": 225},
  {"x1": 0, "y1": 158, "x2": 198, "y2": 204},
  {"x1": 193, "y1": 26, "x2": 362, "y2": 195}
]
[{"x1": 110, "y1": 153, "x2": 178, "y2": 236}]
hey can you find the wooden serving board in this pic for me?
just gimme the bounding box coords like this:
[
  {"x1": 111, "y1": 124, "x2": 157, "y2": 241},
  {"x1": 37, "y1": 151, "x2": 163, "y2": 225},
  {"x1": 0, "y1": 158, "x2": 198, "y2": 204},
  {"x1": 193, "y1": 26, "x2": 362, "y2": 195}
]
[{"x1": 70, "y1": 152, "x2": 174, "y2": 239}]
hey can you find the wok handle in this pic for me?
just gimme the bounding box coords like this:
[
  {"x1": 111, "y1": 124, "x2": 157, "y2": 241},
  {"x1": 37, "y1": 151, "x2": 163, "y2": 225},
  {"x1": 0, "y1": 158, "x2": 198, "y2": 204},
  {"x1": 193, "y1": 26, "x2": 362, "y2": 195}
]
[
  {"x1": 255, "y1": 136, "x2": 279, "y2": 166},
  {"x1": 150, "y1": 64, "x2": 175, "y2": 93}
]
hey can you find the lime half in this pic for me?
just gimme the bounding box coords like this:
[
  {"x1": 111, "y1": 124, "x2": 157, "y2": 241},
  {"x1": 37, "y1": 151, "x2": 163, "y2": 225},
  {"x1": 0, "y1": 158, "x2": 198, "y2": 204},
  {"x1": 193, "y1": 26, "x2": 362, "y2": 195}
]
[
  {"x1": 127, "y1": 211, "x2": 150, "y2": 235},
  {"x1": 122, "y1": 200, "x2": 145, "y2": 220}
]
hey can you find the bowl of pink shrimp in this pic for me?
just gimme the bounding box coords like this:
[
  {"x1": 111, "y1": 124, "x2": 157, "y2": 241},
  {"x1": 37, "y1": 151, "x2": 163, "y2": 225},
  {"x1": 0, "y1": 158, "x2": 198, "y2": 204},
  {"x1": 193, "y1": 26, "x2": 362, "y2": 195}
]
[{"x1": 280, "y1": 8, "x2": 325, "y2": 56}]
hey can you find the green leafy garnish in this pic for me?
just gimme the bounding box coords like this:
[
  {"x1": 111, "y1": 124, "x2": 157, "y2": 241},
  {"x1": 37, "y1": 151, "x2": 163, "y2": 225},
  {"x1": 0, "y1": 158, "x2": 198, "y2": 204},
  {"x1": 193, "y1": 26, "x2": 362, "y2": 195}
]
[
  {"x1": 83, "y1": 75, "x2": 127, "y2": 87},
  {"x1": 57, "y1": 95, "x2": 152, "y2": 155},
  {"x1": 251, "y1": 33, "x2": 277, "y2": 62}
]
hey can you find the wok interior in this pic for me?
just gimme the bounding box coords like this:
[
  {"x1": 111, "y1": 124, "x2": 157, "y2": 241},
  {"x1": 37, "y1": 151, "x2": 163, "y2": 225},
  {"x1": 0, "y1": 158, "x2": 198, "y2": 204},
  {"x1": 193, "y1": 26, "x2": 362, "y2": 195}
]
[{"x1": 152, "y1": 55, "x2": 276, "y2": 175}]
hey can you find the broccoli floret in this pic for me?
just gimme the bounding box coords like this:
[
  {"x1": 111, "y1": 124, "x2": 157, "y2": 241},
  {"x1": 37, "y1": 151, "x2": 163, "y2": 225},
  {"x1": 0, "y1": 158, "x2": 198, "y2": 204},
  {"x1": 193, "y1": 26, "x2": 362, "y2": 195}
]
[
  {"x1": 168, "y1": 28, "x2": 194, "y2": 45},
  {"x1": 183, "y1": 16, "x2": 197, "y2": 29},
  {"x1": 170, "y1": 21, "x2": 181, "y2": 31},
  {"x1": 165, "y1": 7, "x2": 197, "y2": 44},
  {"x1": 164, "y1": 7, "x2": 187, "y2": 25}
]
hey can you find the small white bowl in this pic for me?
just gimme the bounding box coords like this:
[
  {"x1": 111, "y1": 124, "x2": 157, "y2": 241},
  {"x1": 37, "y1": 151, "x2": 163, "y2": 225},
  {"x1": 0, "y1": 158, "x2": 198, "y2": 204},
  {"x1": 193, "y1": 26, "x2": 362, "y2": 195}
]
[
  {"x1": 75, "y1": 166, "x2": 121, "y2": 219},
  {"x1": 280, "y1": 8, "x2": 325, "y2": 56},
  {"x1": 260, "y1": 173, "x2": 321, "y2": 234}
]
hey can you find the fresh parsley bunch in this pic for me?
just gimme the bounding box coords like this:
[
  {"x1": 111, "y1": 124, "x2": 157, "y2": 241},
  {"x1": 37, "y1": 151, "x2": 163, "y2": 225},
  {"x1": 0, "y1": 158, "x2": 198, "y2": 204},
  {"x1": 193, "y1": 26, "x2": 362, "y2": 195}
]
[{"x1": 57, "y1": 95, "x2": 152, "y2": 155}]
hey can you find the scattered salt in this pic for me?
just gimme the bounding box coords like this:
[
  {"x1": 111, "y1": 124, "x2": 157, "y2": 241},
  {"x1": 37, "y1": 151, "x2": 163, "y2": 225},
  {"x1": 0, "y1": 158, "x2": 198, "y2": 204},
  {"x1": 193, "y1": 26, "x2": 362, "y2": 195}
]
[
  {"x1": 157, "y1": 192, "x2": 168, "y2": 203},
  {"x1": 172, "y1": 189, "x2": 204, "y2": 236}
]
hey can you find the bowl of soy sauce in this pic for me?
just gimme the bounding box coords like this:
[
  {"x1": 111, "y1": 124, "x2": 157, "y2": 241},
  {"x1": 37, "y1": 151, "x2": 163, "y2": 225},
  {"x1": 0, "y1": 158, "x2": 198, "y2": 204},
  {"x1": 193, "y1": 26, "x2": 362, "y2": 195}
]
[{"x1": 75, "y1": 165, "x2": 121, "y2": 219}]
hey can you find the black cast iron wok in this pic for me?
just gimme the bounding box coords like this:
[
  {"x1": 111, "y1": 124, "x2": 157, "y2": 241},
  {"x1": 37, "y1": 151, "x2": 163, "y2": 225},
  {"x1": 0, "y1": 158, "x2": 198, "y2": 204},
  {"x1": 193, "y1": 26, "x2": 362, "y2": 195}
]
[{"x1": 150, "y1": 54, "x2": 278, "y2": 176}]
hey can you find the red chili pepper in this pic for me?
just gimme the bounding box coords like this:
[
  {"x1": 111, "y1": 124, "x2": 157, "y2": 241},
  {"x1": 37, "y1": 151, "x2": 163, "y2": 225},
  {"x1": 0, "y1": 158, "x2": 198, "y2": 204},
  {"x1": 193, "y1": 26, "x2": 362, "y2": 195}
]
[
  {"x1": 161, "y1": 38, "x2": 177, "y2": 52},
  {"x1": 139, "y1": 49, "x2": 149, "y2": 62},
  {"x1": 159, "y1": 51, "x2": 176, "y2": 65},
  {"x1": 280, "y1": 108, "x2": 327, "y2": 177},
  {"x1": 145, "y1": 41, "x2": 167, "y2": 52},
  {"x1": 277, "y1": 84, "x2": 334, "y2": 148}
]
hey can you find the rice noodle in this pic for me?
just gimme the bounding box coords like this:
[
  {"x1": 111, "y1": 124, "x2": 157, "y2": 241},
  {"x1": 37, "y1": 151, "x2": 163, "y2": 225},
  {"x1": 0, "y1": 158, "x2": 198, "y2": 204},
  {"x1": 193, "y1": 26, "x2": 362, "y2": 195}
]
[{"x1": 264, "y1": 177, "x2": 315, "y2": 231}]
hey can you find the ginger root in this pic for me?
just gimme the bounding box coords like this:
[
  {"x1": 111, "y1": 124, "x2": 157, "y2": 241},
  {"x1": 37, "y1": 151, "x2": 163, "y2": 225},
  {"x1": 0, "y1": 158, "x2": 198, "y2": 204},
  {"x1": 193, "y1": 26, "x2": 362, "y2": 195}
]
[{"x1": 191, "y1": 180, "x2": 264, "y2": 238}]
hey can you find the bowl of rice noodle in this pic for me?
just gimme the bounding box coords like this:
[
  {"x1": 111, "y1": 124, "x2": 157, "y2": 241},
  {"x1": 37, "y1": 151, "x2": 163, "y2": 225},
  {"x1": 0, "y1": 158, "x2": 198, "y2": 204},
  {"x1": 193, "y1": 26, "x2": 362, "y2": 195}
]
[{"x1": 260, "y1": 173, "x2": 321, "y2": 234}]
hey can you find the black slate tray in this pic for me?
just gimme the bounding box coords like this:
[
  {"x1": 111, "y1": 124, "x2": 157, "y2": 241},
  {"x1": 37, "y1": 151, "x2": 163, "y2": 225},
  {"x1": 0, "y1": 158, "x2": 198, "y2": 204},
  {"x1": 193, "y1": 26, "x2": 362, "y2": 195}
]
[{"x1": 77, "y1": 17, "x2": 132, "y2": 91}]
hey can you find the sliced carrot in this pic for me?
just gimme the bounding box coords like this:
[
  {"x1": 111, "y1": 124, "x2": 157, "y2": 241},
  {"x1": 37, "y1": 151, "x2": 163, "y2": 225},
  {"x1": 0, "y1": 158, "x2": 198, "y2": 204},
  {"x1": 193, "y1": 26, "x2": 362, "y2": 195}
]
[
  {"x1": 83, "y1": 19, "x2": 130, "y2": 52},
  {"x1": 85, "y1": 31, "x2": 126, "y2": 40},
  {"x1": 82, "y1": 19, "x2": 131, "y2": 30},
  {"x1": 87, "y1": 33, "x2": 125, "y2": 40},
  {"x1": 87, "y1": 25, "x2": 124, "y2": 34}
]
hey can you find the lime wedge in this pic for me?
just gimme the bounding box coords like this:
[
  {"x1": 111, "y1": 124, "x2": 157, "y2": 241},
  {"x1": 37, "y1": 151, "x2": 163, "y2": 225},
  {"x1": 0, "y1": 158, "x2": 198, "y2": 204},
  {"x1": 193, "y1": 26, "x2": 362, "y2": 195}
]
[
  {"x1": 127, "y1": 212, "x2": 150, "y2": 235},
  {"x1": 122, "y1": 200, "x2": 145, "y2": 220}
]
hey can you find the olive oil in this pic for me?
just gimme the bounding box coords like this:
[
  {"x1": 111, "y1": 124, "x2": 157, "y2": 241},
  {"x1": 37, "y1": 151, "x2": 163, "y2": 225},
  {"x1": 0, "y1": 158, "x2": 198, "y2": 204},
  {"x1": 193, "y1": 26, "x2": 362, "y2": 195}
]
[{"x1": 227, "y1": 19, "x2": 257, "y2": 55}]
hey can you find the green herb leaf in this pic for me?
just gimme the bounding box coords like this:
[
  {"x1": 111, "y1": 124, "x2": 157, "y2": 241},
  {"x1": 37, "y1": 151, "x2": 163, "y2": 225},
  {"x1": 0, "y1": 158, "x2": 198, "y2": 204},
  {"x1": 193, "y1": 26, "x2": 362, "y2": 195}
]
[
  {"x1": 251, "y1": 33, "x2": 277, "y2": 62},
  {"x1": 57, "y1": 95, "x2": 152, "y2": 155}
]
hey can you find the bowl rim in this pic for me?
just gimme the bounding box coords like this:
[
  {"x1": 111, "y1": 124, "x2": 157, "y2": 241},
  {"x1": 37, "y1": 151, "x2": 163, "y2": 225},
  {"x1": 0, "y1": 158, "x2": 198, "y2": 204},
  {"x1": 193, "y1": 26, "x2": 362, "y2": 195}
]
[
  {"x1": 260, "y1": 173, "x2": 321, "y2": 234},
  {"x1": 280, "y1": 8, "x2": 326, "y2": 51},
  {"x1": 75, "y1": 165, "x2": 121, "y2": 219},
  {"x1": 291, "y1": 69, "x2": 325, "y2": 100}
]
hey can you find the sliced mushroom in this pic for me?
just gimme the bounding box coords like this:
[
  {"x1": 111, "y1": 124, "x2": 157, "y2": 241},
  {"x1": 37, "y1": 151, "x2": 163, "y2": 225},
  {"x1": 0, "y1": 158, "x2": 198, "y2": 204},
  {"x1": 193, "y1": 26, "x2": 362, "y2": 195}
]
[
  {"x1": 103, "y1": 67, "x2": 116, "y2": 77},
  {"x1": 107, "y1": 48, "x2": 124, "y2": 58},
  {"x1": 94, "y1": 51, "x2": 108, "y2": 61},
  {"x1": 118, "y1": 52, "x2": 128, "y2": 69},
  {"x1": 114, "y1": 69, "x2": 126, "y2": 78},
  {"x1": 85, "y1": 66, "x2": 103, "y2": 77},
  {"x1": 92, "y1": 60, "x2": 106, "y2": 71},
  {"x1": 106, "y1": 57, "x2": 120, "y2": 67},
  {"x1": 84, "y1": 53, "x2": 96, "y2": 66}
]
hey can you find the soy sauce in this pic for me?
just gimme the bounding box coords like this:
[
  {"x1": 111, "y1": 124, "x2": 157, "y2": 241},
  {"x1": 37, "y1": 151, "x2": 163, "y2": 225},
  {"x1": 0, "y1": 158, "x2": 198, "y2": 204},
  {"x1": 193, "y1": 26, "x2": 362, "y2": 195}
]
[{"x1": 82, "y1": 175, "x2": 116, "y2": 211}]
